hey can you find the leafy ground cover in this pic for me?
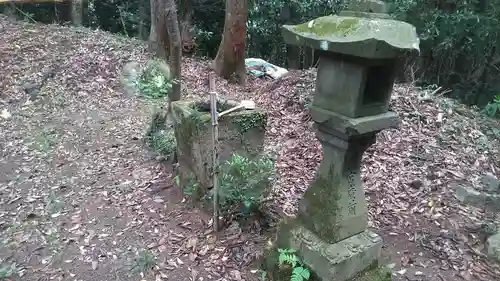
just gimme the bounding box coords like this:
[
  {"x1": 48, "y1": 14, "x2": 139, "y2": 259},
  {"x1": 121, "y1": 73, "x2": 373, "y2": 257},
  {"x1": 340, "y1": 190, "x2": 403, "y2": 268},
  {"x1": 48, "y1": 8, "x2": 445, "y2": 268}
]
[{"x1": 1, "y1": 15, "x2": 500, "y2": 281}]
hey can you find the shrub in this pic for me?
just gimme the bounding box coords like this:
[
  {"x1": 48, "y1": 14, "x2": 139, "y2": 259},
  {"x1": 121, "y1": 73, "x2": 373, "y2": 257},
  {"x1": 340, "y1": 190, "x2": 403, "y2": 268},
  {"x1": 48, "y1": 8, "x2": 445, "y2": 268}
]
[
  {"x1": 144, "y1": 110, "x2": 176, "y2": 157},
  {"x1": 387, "y1": 0, "x2": 500, "y2": 106},
  {"x1": 218, "y1": 154, "x2": 275, "y2": 215},
  {"x1": 135, "y1": 59, "x2": 173, "y2": 99},
  {"x1": 483, "y1": 95, "x2": 500, "y2": 118}
]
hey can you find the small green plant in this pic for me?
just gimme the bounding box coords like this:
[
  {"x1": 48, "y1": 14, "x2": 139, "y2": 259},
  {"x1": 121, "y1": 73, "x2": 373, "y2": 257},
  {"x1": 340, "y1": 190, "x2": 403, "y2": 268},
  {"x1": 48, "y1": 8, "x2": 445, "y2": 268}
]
[
  {"x1": 137, "y1": 60, "x2": 173, "y2": 99},
  {"x1": 0, "y1": 262, "x2": 17, "y2": 279},
  {"x1": 144, "y1": 111, "x2": 176, "y2": 157},
  {"x1": 121, "y1": 59, "x2": 173, "y2": 100},
  {"x1": 483, "y1": 95, "x2": 500, "y2": 117},
  {"x1": 131, "y1": 250, "x2": 156, "y2": 273},
  {"x1": 26, "y1": 127, "x2": 58, "y2": 154},
  {"x1": 278, "y1": 248, "x2": 310, "y2": 281},
  {"x1": 174, "y1": 174, "x2": 204, "y2": 197},
  {"x1": 145, "y1": 129, "x2": 176, "y2": 156},
  {"x1": 218, "y1": 154, "x2": 275, "y2": 215},
  {"x1": 45, "y1": 192, "x2": 64, "y2": 214}
]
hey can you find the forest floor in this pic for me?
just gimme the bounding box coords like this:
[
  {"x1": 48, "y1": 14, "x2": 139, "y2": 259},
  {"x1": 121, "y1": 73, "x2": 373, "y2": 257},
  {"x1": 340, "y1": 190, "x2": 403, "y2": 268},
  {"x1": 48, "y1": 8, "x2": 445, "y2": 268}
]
[{"x1": 1, "y1": 15, "x2": 500, "y2": 281}]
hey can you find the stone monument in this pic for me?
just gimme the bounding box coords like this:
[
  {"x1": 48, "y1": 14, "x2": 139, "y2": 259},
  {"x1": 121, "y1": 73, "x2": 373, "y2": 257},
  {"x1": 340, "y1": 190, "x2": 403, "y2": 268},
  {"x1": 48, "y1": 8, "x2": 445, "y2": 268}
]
[
  {"x1": 172, "y1": 99, "x2": 267, "y2": 199},
  {"x1": 265, "y1": 1, "x2": 420, "y2": 281}
]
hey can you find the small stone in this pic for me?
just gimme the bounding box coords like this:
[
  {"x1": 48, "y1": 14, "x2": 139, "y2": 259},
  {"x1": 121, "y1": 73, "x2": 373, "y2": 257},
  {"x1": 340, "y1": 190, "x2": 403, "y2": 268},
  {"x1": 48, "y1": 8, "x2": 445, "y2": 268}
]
[
  {"x1": 455, "y1": 184, "x2": 482, "y2": 205},
  {"x1": 482, "y1": 173, "x2": 500, "y2": 193},
  {"x1": 486, "y1": 232, "x2": 500, "y2": 262},
  {"x1": 409, "y1": 179, "x2": 423, "y2": 189},
  {"x1": 454, "y1": 182, "x2": 500, "y2": 212}
]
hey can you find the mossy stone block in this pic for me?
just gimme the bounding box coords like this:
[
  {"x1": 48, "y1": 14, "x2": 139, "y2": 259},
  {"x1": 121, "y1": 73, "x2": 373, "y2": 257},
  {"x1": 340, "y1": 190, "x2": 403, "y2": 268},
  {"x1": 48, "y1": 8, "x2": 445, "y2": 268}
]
[{"x1": 171, "y1": 99, "x2": 267, "y2": 198}]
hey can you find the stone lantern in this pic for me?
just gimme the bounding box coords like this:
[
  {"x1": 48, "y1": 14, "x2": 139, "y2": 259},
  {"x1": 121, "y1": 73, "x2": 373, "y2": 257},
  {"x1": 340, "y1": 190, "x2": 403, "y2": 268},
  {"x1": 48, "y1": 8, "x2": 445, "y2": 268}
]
[{"x1": 266, "y1": 1, "x2": 420, "y2": 281}]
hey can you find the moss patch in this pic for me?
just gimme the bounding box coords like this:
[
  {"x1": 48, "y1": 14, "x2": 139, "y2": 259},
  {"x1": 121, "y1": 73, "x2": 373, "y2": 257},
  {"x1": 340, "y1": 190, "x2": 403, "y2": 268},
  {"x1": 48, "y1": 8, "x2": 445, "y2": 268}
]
[
  {"x1": 230, "y1": 110, "x2": 267, "y2": 134},
  {"x1": 297, "y1": 164, "x2": 343, "y2": 243},
  {"x1": 192, "y1": 100, "x2": 237, "y2": 113},
  {"x1": 293, "y1": 17, "x2": 360, "y2": 37}
]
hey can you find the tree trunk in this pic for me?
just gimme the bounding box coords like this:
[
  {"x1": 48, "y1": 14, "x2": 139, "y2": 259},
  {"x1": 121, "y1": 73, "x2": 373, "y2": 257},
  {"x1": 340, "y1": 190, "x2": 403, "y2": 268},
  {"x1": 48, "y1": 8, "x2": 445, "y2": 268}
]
[
  {"x1": 156, "y1": 0, "x2": 170, "y2": 59},
  {"x1": 178, "y1": 0, "x2": 195, "y2": 54},
  {"x1": 286, "y1": 45, "x2": 300, "y2": 69},
  {"x1": 138, "y1": 0, "x2": 149, "y2": 40},
  {"x1": 280, "y1": 4, "x2": 299, "y2": 69},
  {"x1": 213, "y1": 0, "x2": 248, "y2": 85},
  {"x1": 70, "y1": 0, "x2": 83, "y2": 26},
  {"x1": 82, "y1": 0, "x2": 88, "y2": 25},
  {"x1": 149, "y1": 0, "x2": 158, "y2": 53},
  {"x1": 149, "y1": 0, "x2": 156, "y2": 41},
  {"x1": 165, "y1": 0, "x2": 182, "y2": 102},
  {"x1": 57, "y1": 1, "x2": 71, "y2": 23}
]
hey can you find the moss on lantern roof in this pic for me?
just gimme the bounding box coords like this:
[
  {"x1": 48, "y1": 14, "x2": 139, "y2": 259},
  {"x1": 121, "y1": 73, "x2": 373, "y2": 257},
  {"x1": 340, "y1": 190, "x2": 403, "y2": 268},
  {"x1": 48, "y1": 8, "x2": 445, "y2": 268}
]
[
  {"x1": 282, "y1": 15, "x2": 420, "y2": 59},
  {"x1": 293, "y1": 17, "x2": 361, "y2": 37}
]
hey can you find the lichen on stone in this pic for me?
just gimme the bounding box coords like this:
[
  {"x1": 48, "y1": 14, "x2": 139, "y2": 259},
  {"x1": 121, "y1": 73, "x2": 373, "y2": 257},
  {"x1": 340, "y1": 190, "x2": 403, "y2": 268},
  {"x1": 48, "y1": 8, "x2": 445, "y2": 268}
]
[
  {"x1": 282, "y1": 15, "x2": 420, "y2": 59},
  {"x1": 230, "y1": 110, "x2": 267, "y2": 134},
  {"x1": 293, "y1": 17, "x2": 361, "y2": 37}
]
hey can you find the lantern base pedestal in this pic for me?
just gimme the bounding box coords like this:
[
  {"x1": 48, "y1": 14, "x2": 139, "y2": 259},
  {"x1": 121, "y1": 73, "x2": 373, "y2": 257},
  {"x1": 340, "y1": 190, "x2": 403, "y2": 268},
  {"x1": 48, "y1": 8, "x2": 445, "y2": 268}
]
[{"x1": 266, "y1": 220, "x2": 384, "y2": 281}]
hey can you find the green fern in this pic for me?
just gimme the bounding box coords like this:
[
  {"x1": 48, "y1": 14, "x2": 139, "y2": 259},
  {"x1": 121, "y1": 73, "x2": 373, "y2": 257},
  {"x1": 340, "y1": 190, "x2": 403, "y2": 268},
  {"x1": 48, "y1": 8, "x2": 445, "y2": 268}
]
[
  {"x1": 278, "y1": 248, "x2": 298, "y2": 267},
  {"x1": 277, "y1": 248, "x2": 310, "y2": 281},
  {"x1": 292, "y1": 267, "x2": 310, "y2": 281},
  {"x1": 0, "y1": 262, "x2": 17, "y2": 278}
]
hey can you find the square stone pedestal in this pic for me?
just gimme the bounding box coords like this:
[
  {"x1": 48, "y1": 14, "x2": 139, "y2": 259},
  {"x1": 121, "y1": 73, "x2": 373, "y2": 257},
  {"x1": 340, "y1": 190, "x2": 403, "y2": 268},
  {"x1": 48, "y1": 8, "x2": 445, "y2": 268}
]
[
  {"x1": 171, "y1": 100, "x2": 266, "y2": 198},
  {"x1": 269, "y1": 220, "x2": 383, "y2": 281}
]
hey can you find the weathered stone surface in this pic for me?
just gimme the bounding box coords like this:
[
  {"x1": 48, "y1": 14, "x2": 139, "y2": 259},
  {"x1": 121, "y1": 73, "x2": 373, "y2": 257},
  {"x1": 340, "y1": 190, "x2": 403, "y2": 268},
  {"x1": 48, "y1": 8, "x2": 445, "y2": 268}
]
[
  {"x1": 311, "y1": 53, "x2": 398, "y2": 118},
  {"x1": 297, "y1": 136, "x2": 372, "y2": 243},
  {"x1": 454, "y1": 183, "x2": 500, "y2": 212},
  {"x1": 282, "y1": 15, "x2": 419, "y2": 59},
  {"x1": 487, "y1": 232, "x2": 500, "y2": 262},
  {"x1": 171, "y1": 99, "x2": 266, "y2": 197},
  {"x1": 310, "y1": 106, "x2": 400, "y2": 135},
  {"x1": 276, "y1": 221, "x2": 382, "y2": 281},
  {"x1": 482, "y1": 173, "x2": 500, "y2": 193}
]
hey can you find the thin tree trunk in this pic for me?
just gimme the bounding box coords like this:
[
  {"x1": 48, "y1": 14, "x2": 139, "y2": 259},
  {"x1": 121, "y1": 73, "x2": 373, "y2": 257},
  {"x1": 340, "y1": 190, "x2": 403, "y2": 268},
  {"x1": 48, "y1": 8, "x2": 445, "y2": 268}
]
[
  {"x1": 178, "y1": 0, "x2": 194, "y2": 53},
  {"x1": 286, "y1": 45, "x2": 300, "y2": 69},
  {"x1": 138, "y1": 0, "x2": 149, "y2": 40},
  {"x1": 58, "y1": 0, "x2": 72, "y2": 23},
  {"x1": 165, "y1": 0, "x2": 182, "y2": 102},
  {"x1": 158, "y1": 0, "x2": 170, "y2": 59},
  {"x1": 82, "y1": 0, "x2": 88, "y2": 25},
  {"x1": 280, "y1": 4, "x2": 300, "y2": 69},
  {"x1": 149, "y1": 0, "x2": 158, "y2": 52},
  {"x1": 213, "y1": 0, "x2": 248, "y2": 85},
  {"x1": 70, "y1": 0, "x2": 83, "y2": 26}
]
